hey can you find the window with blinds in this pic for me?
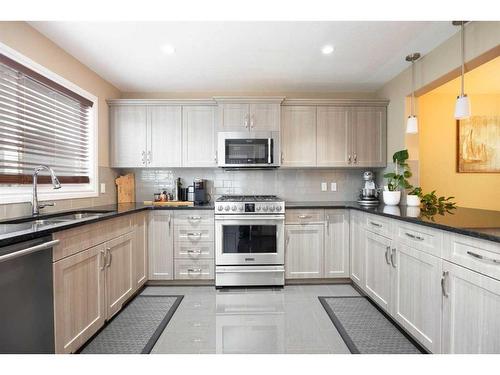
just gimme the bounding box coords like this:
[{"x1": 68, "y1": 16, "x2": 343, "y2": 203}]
[{"x1": 0, "y1": 53, "x2": 94, "y2": 184}]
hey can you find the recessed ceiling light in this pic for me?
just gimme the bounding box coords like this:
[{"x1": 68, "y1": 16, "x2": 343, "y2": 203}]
[
  {"x1": 322, "y1": 45, "x2": 334, "y2": 55},
  {"x1": 161, "y1": 44, "x2": 176, "y2": 55}
]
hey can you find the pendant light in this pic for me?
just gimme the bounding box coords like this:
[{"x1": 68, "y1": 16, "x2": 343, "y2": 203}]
[
  {"x1": 406, "y1": 52, "x2": 420, "y2": 134},
  {"x1": 453, "y1": 21, "x2": 470, "y2": 119}
]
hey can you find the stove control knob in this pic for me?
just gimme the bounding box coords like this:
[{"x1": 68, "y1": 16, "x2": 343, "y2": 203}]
[
  {"x1": 217, "y1": 205, "x2": 223, "y2": 211},
  {"x1": 275, "y1": 205, "x2": 282, "y2": 212},
  {"x1": 269, "y1": 205, "x2": 275, "y2": 212},
  {"x1": 224, "y1": 205, "x2": 230, "y2": 211},
  {"x1": 237, "y1": 205, "x2": 243, "y2": 211},
  {"x1": 262, "y1": 205, "x2": 268, "y2": 212},
  {"x1": 231, "y1": 205, "x2": 237, "y2": 211},
  {"x1": 256, "y1": 206, "x2": 261, "y2": 211}
]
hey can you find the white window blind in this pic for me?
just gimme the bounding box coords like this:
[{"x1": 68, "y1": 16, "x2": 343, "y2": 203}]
[{"x1": 0, "y1": 53, "x2": 93, "y2": 184}]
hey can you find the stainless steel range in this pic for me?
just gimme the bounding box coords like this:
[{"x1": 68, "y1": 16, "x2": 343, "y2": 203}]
[{"x1": 215, "y1": 195, "x2": 285, "y2": 287}]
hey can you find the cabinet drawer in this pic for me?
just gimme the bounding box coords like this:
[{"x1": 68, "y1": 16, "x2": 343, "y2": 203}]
[
  {"x1": 174, "y1": 241, "x2": 214, "y2": 260},
  {"x1": 174, "y1": 225, "x2": 214, "y2": 242},
  {"x1": 443, "y1": 233, "x2": 500, "y2": 281},
  {"x1": 174, "y1": 210, "x2": 214, "y2": 227},
  {"x1": 174, "y1": 259, "x2": 214, "y2": 280},
  {"x1": 395, "y1": 222, "x2": 443, "y2": 257},
  {"x1": 53, "y1": 215, "x2": 132, "y2": 261},
  {"x1": 285, "y1": 209, "x2": 325, "y2": 224},
  {"x1": 364, "y1": 213, "x2": 392, "y2": 237}
]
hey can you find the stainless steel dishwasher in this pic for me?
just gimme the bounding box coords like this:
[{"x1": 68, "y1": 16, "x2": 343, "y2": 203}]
[{"x1": 0, "y1": 236, "x2": 59, "y2": 353}]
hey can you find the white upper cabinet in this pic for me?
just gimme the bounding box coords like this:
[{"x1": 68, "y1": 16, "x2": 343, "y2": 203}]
[
  {"x1": 316, "y1": 107, "x2": 351, "y2": 167},
  {"x1": 148, "y1": 106, "x2": 182, "y2": 167},
  {"x1": 215, "y1": 98, "x2": 283, "y2": 132},
  {"x1": 110, "y1": 105, "x2": 148, "y2": 168},
  {"x1": 350, "y1": 106, "x2": 386, "y2": 167},
  {"x1": 281, "y1": 106, "x2": 317, "y2": 167},
  {"x1": 182, "y1": 105, "x2": 216, "y2": 167}
]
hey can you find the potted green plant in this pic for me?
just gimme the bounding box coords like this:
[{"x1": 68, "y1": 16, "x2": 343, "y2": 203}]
[
  {"x1": 407, "y1": 187, "x2": 422, "y2": 207},
  {"x1": 383, "y1": 149, "x2": 412, "y2": 206}
]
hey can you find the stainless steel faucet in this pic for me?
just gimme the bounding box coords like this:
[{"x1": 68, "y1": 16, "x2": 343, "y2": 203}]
[{"x1": 32, "y1": 165, "x2": 61, "y2": 216}]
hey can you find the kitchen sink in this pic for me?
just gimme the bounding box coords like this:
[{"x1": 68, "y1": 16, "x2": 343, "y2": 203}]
[{"x1": 49, "y1": 211, "x2": 111, "y2": 221}]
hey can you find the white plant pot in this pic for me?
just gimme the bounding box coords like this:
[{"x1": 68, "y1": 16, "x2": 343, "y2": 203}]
[
  {"x1": 383, "y1": 190, "x2": 401, "y2": 206},
  {"x1": 406, "y1": 195, "x2": 421, "y2": 207}
]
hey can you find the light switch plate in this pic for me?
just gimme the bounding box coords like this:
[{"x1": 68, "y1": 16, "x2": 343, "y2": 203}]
[
  {"x1": 331, "y1": 182, "x2": 337, "y2": 191},
  {"x1": 321, "y1": 182, "x2": 327, "y2": 192},
  {"x1": 100, "y1": 183, "x2": 106, "y2": 194}
]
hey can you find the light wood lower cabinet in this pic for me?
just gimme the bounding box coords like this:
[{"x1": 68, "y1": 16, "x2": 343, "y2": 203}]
[
  {"x1": 104, "y1": 233, "x2": 134, "y2": 319},
  {"x1": 148, "y1": 211, "x2": 174, "y2": 280},
  {"x1": 442, "y1": 260, "x2": 500, "y2": 353},
  {"x1": 392, "y1": 243, "x2": 442, "y2": 353},
  {"x1": 364, "y1": 230, "x2": 392, "y2": 312},
  {"x1": 324, "y1": 210, "x2": 349, "y2": 278},
  {"x1": 53, "y1": 244, "x2": 106, "y2": 354},
  {"x1": 349, "y1": 210, "x2": 365, "y2": 286},
  {"x1": 285, "y1": 224, "x2": 324, "y2": 279}
]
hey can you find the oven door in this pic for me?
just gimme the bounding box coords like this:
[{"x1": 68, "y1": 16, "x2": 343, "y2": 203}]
[
  {"x1": 217, "y1": 131, "x2": 280, "y2": 168},
  {"x1": 215, "y1": 215, "x2": 284, "y2": 266}
]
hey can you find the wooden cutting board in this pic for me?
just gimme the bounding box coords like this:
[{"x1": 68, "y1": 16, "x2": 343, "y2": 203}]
[
  {"x1": 115, "y1": 173, "x2": 135, "y2": 203},
  {"x1": 144, "y1": 201, "x2": 194, "y2": 207}
]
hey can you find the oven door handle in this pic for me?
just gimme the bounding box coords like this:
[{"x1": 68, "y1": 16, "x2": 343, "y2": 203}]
[
  {"x1": 216, "y1": 269, "x2": 285, "y2": 274},
  {"x1": 215, "y1": 215, "x2": 284, "y2": 220}
]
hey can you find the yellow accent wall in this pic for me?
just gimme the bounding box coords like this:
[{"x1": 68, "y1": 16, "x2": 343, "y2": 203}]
[{"x1": 419, "y1": 57, "x2": 500, "y2": 210}]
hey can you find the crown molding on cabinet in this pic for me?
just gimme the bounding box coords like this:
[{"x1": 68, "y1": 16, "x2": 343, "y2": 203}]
[
  {"x1": 281, "y1": 98, "x2": 389, "y2": 106},
  {"x1": 106, "y1": 99, "x2": 217, "y2": 106},
  {"x1": 213, "y1": 96, "x2": 286, "y2": 104}
]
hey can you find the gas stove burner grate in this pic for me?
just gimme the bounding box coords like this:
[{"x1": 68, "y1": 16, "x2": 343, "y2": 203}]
[{"x1": 217, "y1": 195, "x2": 281, "y2": 202}]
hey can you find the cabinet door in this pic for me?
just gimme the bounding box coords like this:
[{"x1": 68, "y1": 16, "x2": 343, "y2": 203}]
[
  {"x1": 133, "y1": 212, "x2": 148, "y2": 289},
  {"x1": 110, "y1": 106, "x2": 148, "y2": 168},
  {"x1": 53, "y1": 244, "x2": 106, "y2": 353},
  {"x1": 249, "y1": 103, "x2": 280, "y2": 131},
  {"x1": 392, "y1": 243, "x2": 442, "y2": 353},
  {"x1": 148, "y1": 211, "x2": 174, "y2": 280},
  {"x1": 281, "y1": 106, "x2": 317, "y2": 167},
  {"x1": 219, "y1": 103, "x2": 249, "y2": 131},
  {"x1": 182, "y1": 106, "x2": 216, "y2": 167},
  {"x1": 350, "y1": 107, "x2": 386, "y2": 167},
  {"x1": 148, "y1": 106, "x2": 182, "y2": 167},
  {"x1": 324, "y1": 210, "x2": 350, "y2": 278},
  {"x1": 285, "y1": 224, "x2": 324, "y2": 279},
  {"x1": 105, "y1": 232, "x2": 134, "y2": 319},
  {"x1": 442, "y1": 261, "x2": 500, "y2": 354},
  {"x1": 316, "y1": 107, "x2": 350, "y2": 166},
  {"x1": 364, "y1": 230, "x2": 392, "y2": 312},
  {"x1": 350, "y1": 211, "x2": 365, "y2": 287}
]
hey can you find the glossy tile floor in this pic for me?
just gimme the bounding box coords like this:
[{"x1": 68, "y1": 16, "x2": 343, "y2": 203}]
[{"x1": 142, "y1": 284, "x2": 360, "y2": 354}]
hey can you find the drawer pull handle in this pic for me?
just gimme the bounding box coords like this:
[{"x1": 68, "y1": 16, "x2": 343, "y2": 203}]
[
  {"x1": 188, "y1": 216, "x2": 202, "y2": 220},
  {"x1": 441, "y1": 271, "x2": 449, "y2": 297},
  {"x1": 370, "y1": 221, "x2": 382, "y2": 228},
  {"x1": 187, "y1": 268, "x2": 202, "y2": 273},
  {"x1": 187, "y1": 249, "x2": 202, "y2": 255},
  {"x1": 466, "y1": 251, "x2": 500, "y2": 264},
  {"x1": 298, "y1": 215, "x2": 311, "y2": 219},
  {"x1": 187, "y1": 232, "x2": 202, "y2": 237},
  {"x1": 405, "y1": 232, "x2": 424, "y2": 241}
]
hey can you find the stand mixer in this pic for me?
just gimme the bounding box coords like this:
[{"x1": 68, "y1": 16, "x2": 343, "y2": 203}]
[{"x1": 357, "y1": 171, "x2": 381, "y2": 206}]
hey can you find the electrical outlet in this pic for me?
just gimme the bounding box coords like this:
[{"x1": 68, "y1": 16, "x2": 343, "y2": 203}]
[
  {"x1": 100, "y1": 183, "x2": 106, "y2": 194},
  {"x1": 331, "y1": 182, "x2": 337, "y2": 191},
  {"x1": 321, "y1": 182, "x2": 327, "y2": 192}
]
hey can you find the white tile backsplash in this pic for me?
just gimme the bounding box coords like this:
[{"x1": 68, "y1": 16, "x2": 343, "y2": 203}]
[{"x1": 129, "y1": 168, "x2": 381, "y2": 203}]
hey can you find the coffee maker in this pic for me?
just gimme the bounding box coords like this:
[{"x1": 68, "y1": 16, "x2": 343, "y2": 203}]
[
  {"x1": 192, "y1": 178, "x2": 209, "y2": 206},
  {"x1": 357, "y1": 171, "x2": 380, "y2": 206}
]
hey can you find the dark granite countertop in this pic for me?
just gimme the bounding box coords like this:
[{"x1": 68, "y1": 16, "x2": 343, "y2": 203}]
[
  {"x1": 0, "y1": 202, "x2": 214, "y2": 247},
  {"x1": 286, "y1": 201, "x2": 500, "y2": 244}
]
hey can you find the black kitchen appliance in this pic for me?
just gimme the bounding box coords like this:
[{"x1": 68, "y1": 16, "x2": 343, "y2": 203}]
[{"x1": 193, "y1": 178, "x2": 209, "y2": 206}]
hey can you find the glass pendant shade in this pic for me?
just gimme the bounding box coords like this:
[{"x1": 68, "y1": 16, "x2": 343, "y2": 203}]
[
  {"x1": 455, "y1": 94, "x2": 470, "y2": 119},
  {"x1": 406, "y1": 115, "x2": 418, "y2": 134}
]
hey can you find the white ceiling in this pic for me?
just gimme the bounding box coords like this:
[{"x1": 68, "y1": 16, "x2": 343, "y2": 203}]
[{"x1": 29, "y1": 21, "x2": 458, "y2": 93}]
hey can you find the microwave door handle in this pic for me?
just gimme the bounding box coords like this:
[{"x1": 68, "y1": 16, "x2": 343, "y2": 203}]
[{"x1": 268, "y1": 138, "x2": 272, "y2": 164}]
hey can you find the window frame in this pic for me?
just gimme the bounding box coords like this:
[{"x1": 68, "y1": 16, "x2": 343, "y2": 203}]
[{"x1": 0, "y1": 42, "x2": 98, "y2": 204}]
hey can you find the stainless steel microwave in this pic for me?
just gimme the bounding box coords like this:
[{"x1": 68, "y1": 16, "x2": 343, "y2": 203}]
[{"x1": 217, "y1": 131, "x2": 280, "y2": 168}]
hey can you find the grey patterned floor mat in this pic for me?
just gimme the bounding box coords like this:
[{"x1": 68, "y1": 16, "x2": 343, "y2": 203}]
[
  {"x1": 80, "y1": 294, "x2": 183, "y2": 354},
  {"x1": 319, "y1": 296, "x2": 425, "y2": 354}
]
